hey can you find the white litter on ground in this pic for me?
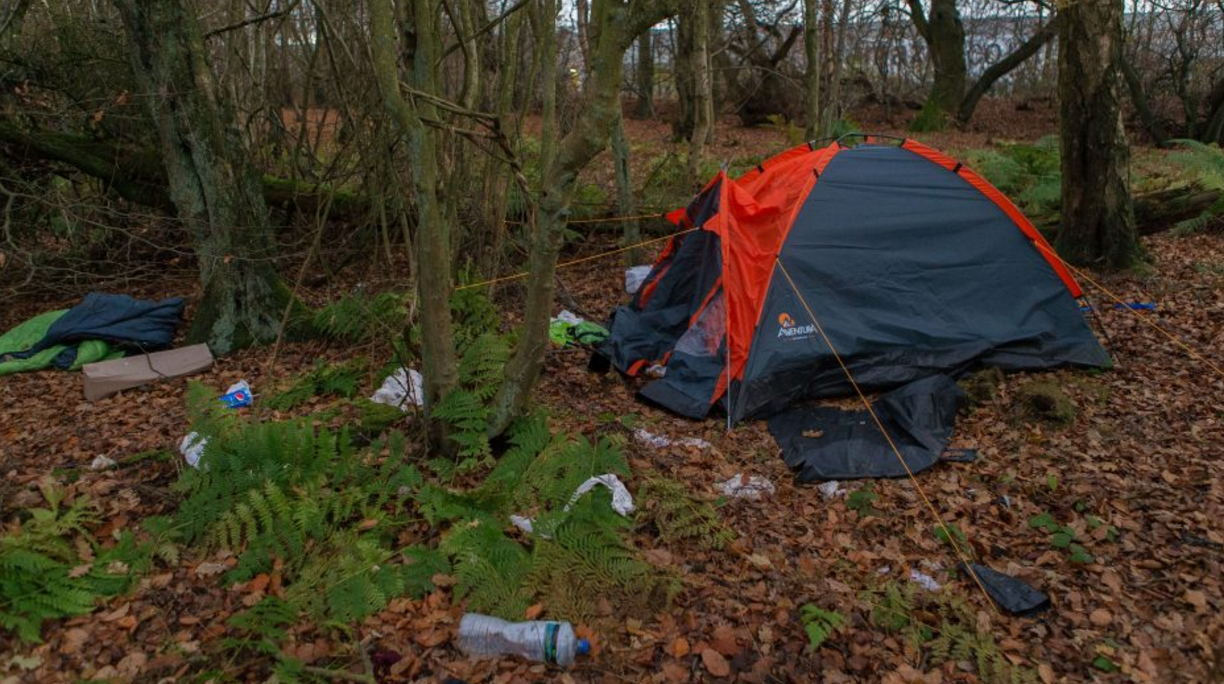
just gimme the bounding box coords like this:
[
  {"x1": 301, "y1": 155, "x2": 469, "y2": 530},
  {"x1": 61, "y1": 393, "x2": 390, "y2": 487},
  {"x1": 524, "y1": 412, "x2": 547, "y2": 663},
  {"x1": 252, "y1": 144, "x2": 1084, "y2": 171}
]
[
  {"x1": 90, "y1": 455, "x2": 116, "y2": 470},
  {"x1": 719, "y1": 474, "x2": 776, "y2": 499},
  {"x1": 645, "y1": 363, "x2": 667, "y2": 378},
  {"x1": 625, "y1": 265, "x2": 653, "y2": 295},
  {"x1": 552, "y1": 309, "x2": 584, "y2": 326},
  {"x1": 510, "y1": 474, "x2": 634, "y2": 538},
  {"x1": 370, "y1": 368, "x2": 424, "y2": 411},
  {"x1": 818, "y1": 481, "x2": 844, "y2": 499},
  {"x1": 569, "y1": 474, "x2": 635, "y2": 515},
  {"x1": 510, "y1": 514, "x2": 535, "y2": 535},
  {"x1": 633, "y1": 427, "x2": 712, "y2": 450},
  {"x1": 877, "y1": 566, "x2": 891, "y2": 575},
  {"x1": 910, "y1": 568, "x2": 942, "y2": 592},
  {"x1": 180, "y1": 431, "x2": 209, "y2": 469}
]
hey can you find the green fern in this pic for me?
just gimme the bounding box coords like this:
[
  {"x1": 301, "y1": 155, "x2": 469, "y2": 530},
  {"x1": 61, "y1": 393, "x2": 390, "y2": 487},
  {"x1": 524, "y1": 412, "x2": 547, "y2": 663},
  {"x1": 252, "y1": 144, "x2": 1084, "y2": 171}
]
[
  {"x1": 441, "y1": 519, "x2": 533, "y2": 619},
  {"x1": 1169, "y1": 140, "x2": 1224, "y2": 236},
  {"x1": 636, "y1": 476, "x2": 733, "y2": 549},
  {"x1": 314, "y1": 291, "x2": 408, "y2": 344},
  {"x1": 224, "y1": 595, "x2": 299, "y2": 655},
  {"x1": 433, "y1": 390, "x2": 492, "y2": 460},
  {"x1": 861, "y1": 579, "x2": 1036, "y2": 684},
  {"x1": 528, "y1": 493, "x2": 675, "y2": 621},
  {"x1": 0, "y1": 486, "x2": 139, "y2": 642},
  {"x1": 265, "y1": 359, "x2": 365, "y2": 411},
  {"x1": 799, "y1": 604, "x2": 844, "y2": 651}
]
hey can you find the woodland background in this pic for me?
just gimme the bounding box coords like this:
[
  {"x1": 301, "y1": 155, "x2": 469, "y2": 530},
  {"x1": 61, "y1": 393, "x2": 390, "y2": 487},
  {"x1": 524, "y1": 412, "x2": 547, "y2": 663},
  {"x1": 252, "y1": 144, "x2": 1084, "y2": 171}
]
[{"x1": 1, "y1": 1, "x2": 1223, "y2": 683}]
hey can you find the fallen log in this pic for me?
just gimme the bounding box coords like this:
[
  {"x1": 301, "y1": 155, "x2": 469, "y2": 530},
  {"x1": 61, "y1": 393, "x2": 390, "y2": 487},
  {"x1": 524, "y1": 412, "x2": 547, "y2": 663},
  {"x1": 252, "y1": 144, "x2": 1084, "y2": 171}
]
[
  {"x1": 0, "y1": 118, "x2": 370, "y2": 221},
  {"x1": 1030, "y1": 183, "x2": 1221, "y2": 237}
]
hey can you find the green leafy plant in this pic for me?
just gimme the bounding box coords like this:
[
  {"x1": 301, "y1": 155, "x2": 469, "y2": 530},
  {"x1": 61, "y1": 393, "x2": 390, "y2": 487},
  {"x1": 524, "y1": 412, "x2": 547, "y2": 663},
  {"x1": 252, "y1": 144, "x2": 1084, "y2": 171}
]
[
  {"x1": 799, "y1": 604, "x2": 844, "y2": 651},
  {"x1": 173, "y1": 388, "x2": 423, "y2": 622},
  {"x1": 846, "y1": 485, "x2": 879, "y2": 517},
  {"x1": 1167, "y1": 140, "x2": 1224, "y2": 236},
  {"x1": 932, "y1": 522, "x2": 971, "y2": 557},
  {"x1": 636, "y1": 476, "x2": 733, "y2": 549},
  {"x1": 313, "y1": 291, "x2": 409, "y2": 344},
  {"x1": 1028, "y1": 512, "x2": 1097, "y2": 565},
  {"x1": 427, "y1": 416, "x2": 671, "y2": 621},
  {"x1": 0, "y1": 482, "x2": 142, "y2": 642},
  {"x1": 966, "y1": 137, "x2": 1062, "y2": 218},
  {"x1": 265, "y1": 358, "x2": 366, "y2": 411},
  {"x1": 862, "y1": 579, "x2": 1037, "y2": 684}
]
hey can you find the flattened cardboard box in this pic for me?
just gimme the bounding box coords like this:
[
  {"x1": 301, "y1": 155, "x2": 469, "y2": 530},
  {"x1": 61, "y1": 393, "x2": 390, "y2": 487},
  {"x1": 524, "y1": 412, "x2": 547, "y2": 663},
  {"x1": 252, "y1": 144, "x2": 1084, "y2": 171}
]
[{"x1": 82, "y1": 344, "x2": 214, "y2": 401}]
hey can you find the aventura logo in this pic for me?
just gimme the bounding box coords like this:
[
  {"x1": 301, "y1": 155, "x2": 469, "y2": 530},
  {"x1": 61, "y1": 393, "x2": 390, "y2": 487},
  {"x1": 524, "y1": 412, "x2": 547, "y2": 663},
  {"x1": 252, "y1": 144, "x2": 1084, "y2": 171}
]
[{"x1": 776, "y1": 312, "x2": 816, "y2": 339}]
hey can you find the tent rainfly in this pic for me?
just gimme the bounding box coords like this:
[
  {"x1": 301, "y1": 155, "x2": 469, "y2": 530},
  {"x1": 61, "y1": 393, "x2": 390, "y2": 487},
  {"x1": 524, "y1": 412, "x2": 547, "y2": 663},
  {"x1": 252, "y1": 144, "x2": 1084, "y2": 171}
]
[{"x1": 594, "y1": 136, "x2": 1111, "y2": 424}]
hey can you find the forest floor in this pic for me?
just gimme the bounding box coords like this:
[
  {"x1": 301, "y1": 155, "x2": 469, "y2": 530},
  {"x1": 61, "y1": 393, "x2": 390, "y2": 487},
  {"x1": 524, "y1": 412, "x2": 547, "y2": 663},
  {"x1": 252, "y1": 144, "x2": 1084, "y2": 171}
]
[{"x1": 2, "y1": 109, "x2": 1223, "y2": 684}]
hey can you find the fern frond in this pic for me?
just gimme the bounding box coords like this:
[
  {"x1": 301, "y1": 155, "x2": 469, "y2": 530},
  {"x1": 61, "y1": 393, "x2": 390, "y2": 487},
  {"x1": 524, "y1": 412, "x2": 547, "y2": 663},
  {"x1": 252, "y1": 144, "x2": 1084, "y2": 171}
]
[{"x1": 637, "y1": 476, "x2": 733, "y2": 549}]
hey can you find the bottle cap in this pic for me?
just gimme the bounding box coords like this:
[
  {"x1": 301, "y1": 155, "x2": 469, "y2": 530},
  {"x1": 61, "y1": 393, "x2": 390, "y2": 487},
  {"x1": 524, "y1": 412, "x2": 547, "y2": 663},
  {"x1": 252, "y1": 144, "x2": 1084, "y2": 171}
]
[{"x1": 576, "y1": 638, "x2": 591, "y2": 656}]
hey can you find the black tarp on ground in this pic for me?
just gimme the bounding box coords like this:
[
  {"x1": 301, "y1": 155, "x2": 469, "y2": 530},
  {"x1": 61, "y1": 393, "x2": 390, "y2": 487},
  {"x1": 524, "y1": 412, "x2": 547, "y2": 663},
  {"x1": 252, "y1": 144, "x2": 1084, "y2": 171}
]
[
  {"x1": 768, "y1": 374, "x2": 966, "y2": 482},
  {"x1": 958, "y1": 563, "x2": 1050, "y2": 616},
  {"x1": 0, "y1": 293, "x2": 184, "y2": 368}
]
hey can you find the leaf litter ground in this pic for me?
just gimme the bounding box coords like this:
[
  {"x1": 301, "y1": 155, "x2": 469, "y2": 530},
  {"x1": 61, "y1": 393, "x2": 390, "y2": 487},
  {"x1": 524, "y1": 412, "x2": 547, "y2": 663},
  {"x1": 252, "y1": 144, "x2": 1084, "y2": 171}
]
[{"x1": 2, "y1": 152, "x2": 1223, "y2": 684}]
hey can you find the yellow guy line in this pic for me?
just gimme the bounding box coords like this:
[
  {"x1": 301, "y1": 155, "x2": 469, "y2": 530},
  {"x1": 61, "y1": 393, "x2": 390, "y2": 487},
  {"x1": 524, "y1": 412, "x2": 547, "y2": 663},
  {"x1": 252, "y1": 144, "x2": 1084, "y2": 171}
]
[
  {"x1": 775, "y1": 258, "x2": 1001, "y2": 614},
  {"x1": 456, "y1": 227, "x2": 696, "y2": 291},
  {"x1": 1032, "y1": 241, "x2": 1224, "y2": 380}
]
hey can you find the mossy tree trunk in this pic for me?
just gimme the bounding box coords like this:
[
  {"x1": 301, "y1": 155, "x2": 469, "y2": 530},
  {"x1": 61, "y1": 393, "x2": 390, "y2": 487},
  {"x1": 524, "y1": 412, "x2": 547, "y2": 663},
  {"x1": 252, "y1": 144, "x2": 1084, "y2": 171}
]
[
  {"x1": 802, "y1": 0, "x2": 822, "y2": 141},
  {"x1": 612, "y1": 109, "x2": 640, "y2": 264},
  {"x1": 1056, "y1": 0, "x2": 1141, "y2": 270},
  {"x1": 908, "y1": 0, "x2": 1056, "y2": 130},
  {"x1": 369, "y1": 0, "x2": 459, "y2": 406},
  {"x1": 907, "y1": 0, "x2": 966, "y2": 131},
  {"x1": 113, "y1": 0, "x2": 292, "y2": 356},
  {"x1": 488, "y1": 0, "x2": 675, "y2": 434},
  {"x1": 686, "y1": 0, "x2": 713, "y2": 185},
  {"x1": 631, "y1": 33, "x2": 655, "y2": 120}
]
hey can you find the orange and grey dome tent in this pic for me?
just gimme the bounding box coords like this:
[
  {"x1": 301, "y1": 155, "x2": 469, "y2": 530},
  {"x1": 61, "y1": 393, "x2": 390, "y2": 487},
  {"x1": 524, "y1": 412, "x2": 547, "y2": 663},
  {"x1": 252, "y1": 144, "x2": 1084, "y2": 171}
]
[{"x1": 595, "y1": 135, "x2": 1111, "y2": 423}]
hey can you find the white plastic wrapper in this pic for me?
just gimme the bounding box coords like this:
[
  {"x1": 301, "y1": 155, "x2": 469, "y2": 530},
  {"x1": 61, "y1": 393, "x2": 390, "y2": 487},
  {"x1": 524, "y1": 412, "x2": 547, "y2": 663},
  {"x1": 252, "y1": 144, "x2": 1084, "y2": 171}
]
[
  {"x1": 718, "y1": 473, "x2": 776, "y2": 499},
  {"x1": 818, "y1": 480, "x2": 843, "y2": 499},
  {"x1": 551, "y1": 309, "x2": 584, "y2": 326},
  {"x1": 180, "y1": 431, "x2": 209, "y2": 469},
  {"x1": 510, "y1": 514, "x2": 535, "y2": 535},
  {"x1": 910, "y1": 568, "x2": 942, "y2": 592},
  {"x1": 568, "y1": 474, "x2": 635, "y2": 515},
  {"x1": 370, "y1": 368, "x2": 424, "y2": 411},
  {"x1": 633, "y1": 427, "x2": 711, "y2": 450},
  {"x1": 90, "y1": 455, "x2": 116, "y2": 470},
  {"x1": 625, "y1": 265, "x2": 653, "y2": 295},
  {"x1": 511, "y1": 474, "x2": 634, "y2": 538}
]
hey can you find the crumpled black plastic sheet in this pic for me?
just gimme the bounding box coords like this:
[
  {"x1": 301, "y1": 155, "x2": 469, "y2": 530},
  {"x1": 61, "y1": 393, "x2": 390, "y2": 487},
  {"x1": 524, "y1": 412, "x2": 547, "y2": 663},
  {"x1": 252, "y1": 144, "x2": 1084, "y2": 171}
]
[
  {"x1": 768, "y1": 374, "x2": 966, "y2": 482},
  {"x1": 958, "y1": 562, "x2": 1051, "y2": 616}
]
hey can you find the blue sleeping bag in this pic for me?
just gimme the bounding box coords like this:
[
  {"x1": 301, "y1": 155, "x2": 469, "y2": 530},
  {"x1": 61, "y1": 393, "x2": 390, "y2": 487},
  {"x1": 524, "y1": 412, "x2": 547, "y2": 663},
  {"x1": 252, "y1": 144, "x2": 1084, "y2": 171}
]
[{"x1": 0, "y1": 293, "x2": 185, "y2": 368}]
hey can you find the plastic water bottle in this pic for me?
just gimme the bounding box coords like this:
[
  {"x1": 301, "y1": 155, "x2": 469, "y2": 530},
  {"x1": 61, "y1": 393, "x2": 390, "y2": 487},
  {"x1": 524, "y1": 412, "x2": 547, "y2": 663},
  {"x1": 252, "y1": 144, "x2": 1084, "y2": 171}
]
[{"x1": 457, "y1": 613, "x2": 590, "y2": 667}]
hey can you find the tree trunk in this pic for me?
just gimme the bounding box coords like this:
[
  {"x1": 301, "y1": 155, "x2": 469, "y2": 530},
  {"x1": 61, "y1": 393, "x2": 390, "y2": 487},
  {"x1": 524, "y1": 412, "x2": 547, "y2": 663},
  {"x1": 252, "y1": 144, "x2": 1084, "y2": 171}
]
[
  {"x1": 1056, "y1": 0, "x2": 1140, "y2": 270},
  {"x1": 631, "y1": 33, "x2": 655, "y2": 119},
  {"x1": 612, "y1": 108, "x2": 639, "y2": 263},
  {"x1": 488, "y1": 0, "x2": 673, "y2": 434},
  {"x1": 369, "y1": 0, "x2": 458, "y2": 405},
  {"x1": 672, "y1": 16, "x2": 696, "y2": 142},
  {"x1": 956, "y1": 16, "x2": 1059, "y2": 126},
  {"x1": 478, "y1": 8, "x2": 524, "y2": 276},
  {"x1": 1202, "y1": 76, "x2": 1224, "y2": 145},
  {"x1": 1120, "y1": 55, "x2": 1169, "y2": 146},
  {"x1": 113, "y1": 0, "x2": 293, "y2": 356},
  {"x1": 819, "y1": 0, "x2": 836, "y2": 133},
  {"x1": 534, "y1": 0, "x2": 559, "y2": 174},
  {"x1": 802, "y1": 0, "x2": 821, "y2": 140},
  {"x1": 687, "y1": 0, "x2": 712, "y2": 185},
  {"x1": 909, "y1": 0, "x2": 966, "y2": 131}
]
